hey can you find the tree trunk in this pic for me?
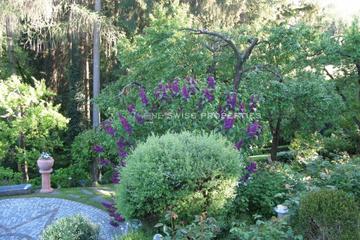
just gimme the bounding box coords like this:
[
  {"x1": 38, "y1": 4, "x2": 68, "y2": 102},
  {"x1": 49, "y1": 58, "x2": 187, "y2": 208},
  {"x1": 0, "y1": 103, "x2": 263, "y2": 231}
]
[
  {"x1": 5, "y1": 16, "x2": 15, "y2": 74},
  {"x1": 92, "y1": 0, "x2": 101, "y2": 184},
  {"x1": 356, "y1": 63, "x2": 360, "y2": 102},
  {"x1": 92, "y1": 0, "x2": 101, "y2": 128},
  {"x1": 270, "y1": 118, "x2": 281, "y2": 162}
]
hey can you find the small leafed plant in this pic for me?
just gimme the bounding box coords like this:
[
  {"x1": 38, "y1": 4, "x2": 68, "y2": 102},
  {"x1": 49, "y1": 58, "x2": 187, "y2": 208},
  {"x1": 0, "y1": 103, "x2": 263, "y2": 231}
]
[
  {"x1": 116, "y1": 131, "x2": 244, "y2": 221},
  {"x1": 41, "y1": 215, "x2": 100, "y2": 240},
  {"x1": 155, "y1": 211, "x2": 220, "y2": 240},
  {"x1": 40, "y1": 152, "x2": 52, "y2": 159}
]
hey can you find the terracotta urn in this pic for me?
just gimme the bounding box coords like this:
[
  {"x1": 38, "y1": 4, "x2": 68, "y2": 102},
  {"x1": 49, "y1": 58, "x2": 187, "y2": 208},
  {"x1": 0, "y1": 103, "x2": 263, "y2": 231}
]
[
  {"x1": 37, "y1": 157, "x2": 54, "y2": 171},
  {"x1": 37, "y1": 152, "x2": 54, "y2": 193}
]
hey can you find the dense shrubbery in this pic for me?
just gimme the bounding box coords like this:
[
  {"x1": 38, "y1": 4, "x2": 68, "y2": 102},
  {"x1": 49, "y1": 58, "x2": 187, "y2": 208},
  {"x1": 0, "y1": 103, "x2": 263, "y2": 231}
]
[
  {"x1": 296, "y1": 189, "x2": 360, "y2": 240},
  {"x1": 230, "y1": 219, "x2": 301, "y2": 240},
  {"x1": 52, "y1": 165, "x2": 91, "y2": 188},
  {"x1": 232, "y1": 170, "x2": 288, "y2": 219},
  {"x1": 117, "y1": 231, "x2": 148, "y2": 240},
  {"x1": 41, "y1": 215, "x2": 100, "y2": 240},
  {"x1": 0, "y1": 167, "x2": 22, "y2": 186},
  {"x1": 155, "y1": 211, "x2": 220, "y2": 240},
  {"x1": 116, "y1": 131, "x2": 243, "y2": 221}
]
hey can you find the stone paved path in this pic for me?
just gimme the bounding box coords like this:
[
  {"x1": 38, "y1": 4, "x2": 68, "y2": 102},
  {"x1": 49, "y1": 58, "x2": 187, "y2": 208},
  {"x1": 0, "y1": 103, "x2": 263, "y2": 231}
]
[{"x1": 0, "y1": 198, "x2": 127, "y2": 240}]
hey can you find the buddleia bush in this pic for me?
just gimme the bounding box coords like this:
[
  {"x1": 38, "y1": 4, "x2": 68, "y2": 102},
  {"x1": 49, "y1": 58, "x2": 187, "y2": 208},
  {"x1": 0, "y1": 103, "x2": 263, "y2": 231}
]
[
  {"x1": 116, "y1": 131, "x2": 244, "y2": 221},
  {"x1": 41, "y1": 215, "x2": 100, "y2": 240}
]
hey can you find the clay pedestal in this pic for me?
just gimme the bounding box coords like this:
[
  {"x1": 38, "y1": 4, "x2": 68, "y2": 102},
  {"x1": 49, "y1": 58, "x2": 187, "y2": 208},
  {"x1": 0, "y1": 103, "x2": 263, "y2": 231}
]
[
  {"x1": 37, "y1": 157, "x2": 54, "y2": 193},
  {"x1": 39, "y1": 169, "x2": 53, "y2": 193}
]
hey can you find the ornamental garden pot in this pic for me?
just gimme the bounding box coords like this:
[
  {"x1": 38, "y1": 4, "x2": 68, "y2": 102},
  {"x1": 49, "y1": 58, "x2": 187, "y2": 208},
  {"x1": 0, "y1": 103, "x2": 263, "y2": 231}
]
[
  {"x1": 37, "y1": 152, "x2": 54, "y2": 193},
  {"x1": 37, "y1": 157, "x2": 54, "y2": 171}
]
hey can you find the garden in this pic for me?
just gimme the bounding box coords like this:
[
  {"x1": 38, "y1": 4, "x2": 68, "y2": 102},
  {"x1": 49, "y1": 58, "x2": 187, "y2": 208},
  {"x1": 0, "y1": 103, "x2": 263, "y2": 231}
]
[{"x1": 0, "y1": 0, "x2": 359, "y2": 239}]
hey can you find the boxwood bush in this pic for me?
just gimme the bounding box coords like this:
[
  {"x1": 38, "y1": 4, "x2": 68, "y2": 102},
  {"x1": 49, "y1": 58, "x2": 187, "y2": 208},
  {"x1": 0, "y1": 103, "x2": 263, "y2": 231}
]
[
  {"x1": 116, "y1": 131, "x2": 243, "y2": 221},
  {"x1": 296, "y1": 189, "x2": 360, "y2": 240},
  {"x1": 41, "y1": 215, "x2": 100, "y2": 240}
]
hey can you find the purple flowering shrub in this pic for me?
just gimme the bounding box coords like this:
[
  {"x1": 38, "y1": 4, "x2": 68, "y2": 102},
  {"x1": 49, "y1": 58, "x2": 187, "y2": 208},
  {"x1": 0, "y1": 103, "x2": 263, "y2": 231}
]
[
  {"x1": 89, "y1": 75, "x2": 263, "y2": 224},
  {"x1": 71, "y1": 128, "x2": 119, "y2": 185}
]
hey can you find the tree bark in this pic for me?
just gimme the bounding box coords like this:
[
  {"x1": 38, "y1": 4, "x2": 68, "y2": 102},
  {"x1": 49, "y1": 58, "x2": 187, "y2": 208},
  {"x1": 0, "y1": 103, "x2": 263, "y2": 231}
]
[
  {"x1": 356, "y1": 63, "x2": 360, "y2": 102},
  {"x1": 5, "y1": 16, "x2": 15, "y2": 74},
  {"x1": 270, "y1": 117, "x2": 281, "y2": 162},
  {"x1": 182, "y1": 28, "x2": 258, "y2": 93},
  {"x1": 92, "y1": 0, "x2": 101, "y2": 128},
  {"x1": 92, "y1": 0, "x2": 101, "y2": 184}
]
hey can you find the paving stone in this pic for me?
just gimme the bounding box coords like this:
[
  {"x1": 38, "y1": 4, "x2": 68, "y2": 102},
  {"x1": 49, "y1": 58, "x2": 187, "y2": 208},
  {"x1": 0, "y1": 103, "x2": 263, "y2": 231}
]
[
  {"x1": 67, "y1": 194, "x2": 81, "y2": 199},
  {"x1": 0, "y1": 197, "x2": 127, "y2": 240},
  {"x1": 80, "y1": 189, "x2": 93, "y2": 195},
  {"x1": 90, "y1": 195, "x2": 106, "y2": 203}
]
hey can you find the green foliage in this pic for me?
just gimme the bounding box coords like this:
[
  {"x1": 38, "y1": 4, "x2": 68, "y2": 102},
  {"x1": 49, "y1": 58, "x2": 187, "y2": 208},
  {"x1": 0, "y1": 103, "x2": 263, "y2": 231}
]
[
  {"x1": 309, "y1": 157, "x2": 360, "y2": 200},
  {"x1": 98, "y1": 5, "x2": 213, "y2": 113},
  {"x1": 52, "y1": 165, "x2": 91, "y2": 188},
  {"x1": 296, "y1": 189, "x2": 360, "y2": 240},
  {"x1": 117, "y1": 231, "x2": 148, "y2": 240},
  {"x1": 290, "y1": 133, "x2": 323, "y2": 162},
  {"x1": 71, "y1": 129, "x2": 118, "y2": 184},
  {"x1": 247, "y1": 23, "x2": 343, "y2": 147},
  {"x1": 325, "y1": 158, "x2": 360, "y2": 199},
  {"x1": 116, "y1": 131, "x2": 243, "y2": 221},
  {"x1": 41, "y1": 215, "x2": 100, "y2": 240},
  {"x1": 230, "y1": 218, "x2": 302, "y2": 240},
  {"x1": 232, "y1": 170, "x2": 288, "y2": 218},
  {"x1": 0, "y1": 76, "x2": 68, "y2": 180},
  {"x1": 0, "y1": 166, "x2": 22, "y2": 186},
  {"x1": 155, "y1": 212, "x2": 220, "y2": 240}
]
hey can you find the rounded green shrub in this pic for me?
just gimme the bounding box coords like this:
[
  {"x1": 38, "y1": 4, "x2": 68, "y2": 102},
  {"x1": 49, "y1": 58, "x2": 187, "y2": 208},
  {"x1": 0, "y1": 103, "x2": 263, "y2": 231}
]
[
  {"x1": 116, "y1": 131, "x2": 243, "y2": 221},
  {"x1": 296, "y1": 189, "x2": 360, "y2": 240},
  {"x1": 41, "y1": 215, "x2": 100, "y2": 240}
]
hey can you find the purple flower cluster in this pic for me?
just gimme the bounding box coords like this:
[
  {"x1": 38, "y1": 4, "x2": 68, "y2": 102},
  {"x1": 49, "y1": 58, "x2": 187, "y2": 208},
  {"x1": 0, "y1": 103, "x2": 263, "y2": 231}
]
[
  {"x1": 224, "y1": 115, "x2": 235, "y2": 130},
  {"x1": 111, "y1": 171, "x2": 120, "y2": 184},
  {"x1": 247, "y1": 121, "x2": 261, "y2": 138},
  {"x1": 118, "y1": 114, "x2": 132, "y2": 135},
  {"x1": 92, "y1": 144, "x2": 104, "y2": 153},
  {"x1": 127, "y1": 104, "x2": 136, "y2": 114},
  {"x1": 186, "y1": 77, "x2": 197, "y2": 95},
  {"x1": 241, "y1": 162, "x2": 257, "y2": 183},
  {"x1": 139, "y1": 88, "x2": 149, "y2": 106},
  {"x1": 135, "y1": 113, "x2": 144, "y2": 125},
  {"x1": 239, "y1": 102, "x2": 245, "y2": 114},
  {"x1": 101, "y1": 120, "x2": 116, "y2": 137},
  {"x1": 249, "y1": 95, "x2": 257, "y2": 112},
  {"x1": 99, "y1": 158, "x2": 111, "y2": 167},
  {"x1": 182, "y1": 85, "x2": 190, "y2": 100},
  {"x1": 234, "y1": 139, "x2": 244, "y2": 150},
  {"x1": 154, "y1": 83, "x2": 167, "y2": 100},
  {"x1": 203, "y1": 88, "x2": 214, "y2": 102},
  {"x1": 207, "y1": 76, "x2": 216, "y2": 89},
  {"x1": 227, "y1": 93, "x2": 237, "y2": 110},
  {"x1": 101, "y1": 200, "x2": 125, "y2": 227},
  {"x1": 116, "y1": 138, "x2": 128, "y2": 159},
  {"x1": 170, "y1": 79, "x2": 180, "y2": 95}
]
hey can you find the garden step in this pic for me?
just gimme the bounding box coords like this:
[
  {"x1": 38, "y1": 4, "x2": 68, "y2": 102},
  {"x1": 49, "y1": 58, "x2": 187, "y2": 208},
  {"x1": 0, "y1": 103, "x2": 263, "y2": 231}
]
[{"x1": 0, "y1": 184, "x2": 32, "y2": 196}]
